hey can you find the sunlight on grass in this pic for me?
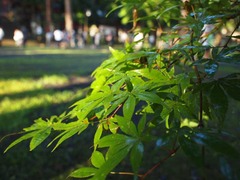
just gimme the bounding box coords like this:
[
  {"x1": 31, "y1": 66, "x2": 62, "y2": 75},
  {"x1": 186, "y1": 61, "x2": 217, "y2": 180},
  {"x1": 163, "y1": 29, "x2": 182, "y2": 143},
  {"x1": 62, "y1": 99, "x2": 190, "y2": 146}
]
[
  {"x1": 0, "y1": 75, "x2": 69, "y2": 95},
  {"x1": 23, "y1": 48, "x2": 110, "y2": 55},
  {"x1": 0, "y1": 74, "x2": 86, "y2": 115},
  {"x1": 0, "y1": 89, "x2": 83, "y2": 114}
]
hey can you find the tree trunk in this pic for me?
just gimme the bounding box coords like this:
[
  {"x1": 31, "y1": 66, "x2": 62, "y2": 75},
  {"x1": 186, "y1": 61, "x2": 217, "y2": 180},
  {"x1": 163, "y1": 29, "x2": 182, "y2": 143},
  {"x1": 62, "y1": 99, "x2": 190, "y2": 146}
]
[
  {"x1": 64, "y1": 0, "x2": 74, "y2": 47},
  {"x1": 45, "y1": 0, "x2": 52, "y2": 32}
]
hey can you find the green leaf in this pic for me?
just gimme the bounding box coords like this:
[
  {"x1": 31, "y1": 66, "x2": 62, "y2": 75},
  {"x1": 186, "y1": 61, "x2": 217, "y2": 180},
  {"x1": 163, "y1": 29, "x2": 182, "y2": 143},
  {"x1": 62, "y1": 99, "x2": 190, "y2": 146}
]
[
  {"x1": 106, "y1": 93, "x2": 128, "y2": 116},
  {"x1": 91, "y1": 151, "x2": 106, "y2": 168},
  {"x1": 4, "y1": 131, "x2": 38, "y2": 153},
  {"x1": 109, "y1": 121, "x2": 118, "y2": 134},
  {"x1": 175, "y1": 73, "x2": 191, "y2": 93},
  {"x1": 130, "y1": 141, "x2": 144, "y2": 173},
  {"x1": 76, "y1": 97, "x2": 104, "y2": 120},
  {"x1": 70, "y1": 167, "x2": 97, "y2": 178},
  {"x1": 220, "y1": 73, "x2": 240, "y2": 101},
  {"x1": 193, "y1": 132, "x2": 239, "y2": 158},
  {"x1": 109, "y1": 47, "x2": 125, "y2": 60},
  {"x1": 155, "y1": 132, "x2": 173, "y2": 148},
  {"x1": 94, "y1": 124, "x2": 103, "y2": 150},
  {"x1": 123, "y1": 95, "x2": 136, "y2": 120},
  {"x1": 106, "y1": 140, "x2": 132, "y2": 159},
  {"x1": 215, "y1": 46, "x2": 240, "y2": 63},
  {"x1": 131, "y1": 68, "x2": 169, "y2": 80},
  {"x1": 204, "y1": 61, "x2": 219, "y2": 76},
  {"x1": 125, "y1": 77, "x2": 133, "y2": 92},
  {"x1": 211, "y1": 47, "x2": 219, "y2": 59},
  {"x1": 115, "y1": 115, "x2": 138, "y2": 137},
  {"x1": 51, "y1": 123, "x2": 88, "y2": 151},
  {"x1": 30, "y1": 127, "x2": 51, "y2": 151},
  {"x1": 209, "y1": 83, "x2": 228, "y2": 123},
  {"x1": 91, "y1": 146, "x2": 130, "y2": 180},
  {"x1": 156, "y1": 5, "x2": 179, "y2": 19},
  {"x1": 202, "y1": 14, "x2": 226, "y2": 24},
  {"x1": 136, "y1": 91, "x2": 163, "y2": 104},
  {"x1": 219, "y1": 158, "x2": 234, "y2": 179},
  {"x1": 111, "y1": 78, "x2": 125, "y2": 92},
  {"x1": 98, "y1": 134, "x2": 130, "y2": 148},
  {"x1": 179, "y1": 133, "x2": 203, "y2": 166},
  {"x1": 125, "y1": 51, "x2": 155, "y2": 62},
  {"x1": 137, "y1": 113, "x2": 146, "y2": 135},
  {"x1": 23, "y1": 118, "x2": 50, "y2": 132}
]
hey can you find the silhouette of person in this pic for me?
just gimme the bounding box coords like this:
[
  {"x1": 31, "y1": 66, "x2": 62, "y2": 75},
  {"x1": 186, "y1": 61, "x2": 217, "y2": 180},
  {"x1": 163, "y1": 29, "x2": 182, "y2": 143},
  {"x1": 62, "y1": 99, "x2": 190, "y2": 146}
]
[
  {"x1": 13, "y1": 28, "x2": 24, "y2": 47},
  {"x1": 0, "y1": 26, "x2": 4, "y2": 46}
]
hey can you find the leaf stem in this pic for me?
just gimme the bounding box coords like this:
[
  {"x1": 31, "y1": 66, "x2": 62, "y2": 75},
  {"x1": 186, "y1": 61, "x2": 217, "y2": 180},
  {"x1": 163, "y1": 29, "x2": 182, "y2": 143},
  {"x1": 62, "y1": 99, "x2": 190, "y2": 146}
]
[
  {"x1": 141, "y1": 146, "x2": 180, "y2": 179},
  {"x1": 110, "y1": 104, "x2": 123, "y2": 118}
]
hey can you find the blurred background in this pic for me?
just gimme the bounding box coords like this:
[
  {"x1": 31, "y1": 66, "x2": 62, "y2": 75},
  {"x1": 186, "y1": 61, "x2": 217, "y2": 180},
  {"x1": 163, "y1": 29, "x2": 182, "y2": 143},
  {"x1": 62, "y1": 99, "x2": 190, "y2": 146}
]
[{"x1": 0, "y1": 0, "x2": 127, "y2": 48}]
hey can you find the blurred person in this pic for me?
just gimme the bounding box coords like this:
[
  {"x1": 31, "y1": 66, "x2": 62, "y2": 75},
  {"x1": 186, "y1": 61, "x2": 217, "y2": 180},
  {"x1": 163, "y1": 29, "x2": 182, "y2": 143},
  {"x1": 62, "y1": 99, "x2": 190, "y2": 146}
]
[
  {"x1": 13, "y1": 28, "x2": 24, "y2": 47},
  {"x1": 62, "y1": 29, "x2": 70, "y2": 48},
  {"x1": 94, "y1": 30, "x2": 101, "y2": 48},
  {"x1": 105, "y1": 30, "x2": 114, "y2": 46},
  {"x1": 53, "y1": 29, "x2": 63, "y2": 47},
  {"x1": 69, "y1": 29, "x2": 77, "y2": 48},
  {"x1": 21, "y1": 26, "x2": 28, "y2": 46},
  {"x1": 35, "y1": 24, "x2": 43, "y2": 43},
  {"x1": 133, "y1": 32, "x2": 144, "y2": 50},
  {"x1": 148, "y1": 32, "x2": 156, "y2": 47},
  {"x1": 77, "y1": 27, "x2": 85, "y2": 48},
  {"x1": 45, "y1": 31, "x2": 53, "y2": 46},
  {"x1": 201, "y1": 24, "x2": 215, "y2": 58},
  {"x1": 0, "y1": 26, "x2": 4, "y2": 46},
  {"x1": 89, "y1": 24, "x2": 98, "y2": 47},
  {"x1": 118, "y1": 29, "x2": 128, "y2": 44}
]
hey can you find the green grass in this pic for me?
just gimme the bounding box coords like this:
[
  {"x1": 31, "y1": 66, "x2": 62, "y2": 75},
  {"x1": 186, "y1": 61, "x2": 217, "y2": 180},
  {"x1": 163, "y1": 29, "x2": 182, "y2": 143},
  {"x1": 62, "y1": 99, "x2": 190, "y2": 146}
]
[
  {"x1": 0, "y1": 46, "x2": 109, "y2": 180},
  {"x1": 0, "y1": 47, "x2": 109, "y2": 79}
]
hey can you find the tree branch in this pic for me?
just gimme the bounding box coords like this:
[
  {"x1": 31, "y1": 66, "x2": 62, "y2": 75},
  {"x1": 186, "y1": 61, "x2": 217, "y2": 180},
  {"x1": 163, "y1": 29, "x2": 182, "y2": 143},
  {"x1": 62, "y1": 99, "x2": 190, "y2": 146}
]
[{"x1": 141, "y1": 146, "x2": 180, "y2": 179}]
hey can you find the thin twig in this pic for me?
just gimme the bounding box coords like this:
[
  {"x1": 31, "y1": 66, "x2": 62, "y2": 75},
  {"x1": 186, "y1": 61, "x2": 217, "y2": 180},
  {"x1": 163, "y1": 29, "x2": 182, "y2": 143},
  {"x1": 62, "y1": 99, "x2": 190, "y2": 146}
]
[
  {"x1": 0, "y1": 131, "x2": 25, "y2": 143},
  {"x1": 110, "y1": 171, "x2": 143, "y2": 178},
  {"x1": 141, "y1": 146, "x2": 180, "y2": 179},
  {"x1": 190, "y1": 30, "x2": 204, "y2": 128},
  {"x1": 110, "y1": 104, "x2": 123, "y2": 119},
  {"x1": 220, "y1": 20, "x2": 240, "y2": 51}
]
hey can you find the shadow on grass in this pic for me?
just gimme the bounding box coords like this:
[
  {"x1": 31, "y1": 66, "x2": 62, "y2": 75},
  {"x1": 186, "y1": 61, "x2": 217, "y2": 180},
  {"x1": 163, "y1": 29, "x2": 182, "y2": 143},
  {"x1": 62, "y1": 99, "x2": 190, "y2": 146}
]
[
  {"x1": 0, "y1": 90, "x2": 94, "y2": 180},
  {"x1": 0, "y1": 53, "x2": 108, "y2": 79},
  {"x1": 0, "y1": 78, "x2": 93, "y2": 133},
  {"x1": 1, "y1": 126, "x2": 94, "y2": 180},
  {"x1": 0, "y1": 79, "x2": 91, "y2": 101}
]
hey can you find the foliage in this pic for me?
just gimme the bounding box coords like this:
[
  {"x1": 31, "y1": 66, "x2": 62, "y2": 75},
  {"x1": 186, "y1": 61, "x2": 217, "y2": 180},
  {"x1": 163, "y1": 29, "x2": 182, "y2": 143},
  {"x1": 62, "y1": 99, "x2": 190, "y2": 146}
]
[{"x1": 3, "y1": 0, "x2": 240, "y2": 179}]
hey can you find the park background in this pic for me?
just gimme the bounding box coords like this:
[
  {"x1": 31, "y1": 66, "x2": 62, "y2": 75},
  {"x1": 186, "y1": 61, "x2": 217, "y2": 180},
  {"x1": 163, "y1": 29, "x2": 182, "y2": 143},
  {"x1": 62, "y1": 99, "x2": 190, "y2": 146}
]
[{"x1": 0, "y1": 0, "x2": 240, "y2": 180}]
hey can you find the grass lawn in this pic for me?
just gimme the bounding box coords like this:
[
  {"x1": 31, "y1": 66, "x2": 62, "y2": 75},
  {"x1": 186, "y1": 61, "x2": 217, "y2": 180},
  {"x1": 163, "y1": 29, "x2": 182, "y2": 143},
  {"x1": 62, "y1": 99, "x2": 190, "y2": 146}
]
[{"x1": 0, "y1": 46, "x2": 109, "y2": 180}]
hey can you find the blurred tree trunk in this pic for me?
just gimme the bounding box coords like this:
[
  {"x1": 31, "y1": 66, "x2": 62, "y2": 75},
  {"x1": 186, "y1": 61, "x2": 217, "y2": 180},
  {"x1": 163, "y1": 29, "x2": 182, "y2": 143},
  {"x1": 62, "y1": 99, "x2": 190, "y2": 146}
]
[
  {"x1": 64, "y1": 0, "x2": 74, "y2": 47},
  {"x1": 45, "y1": 0, "x2": 52, "y2": 32}
]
